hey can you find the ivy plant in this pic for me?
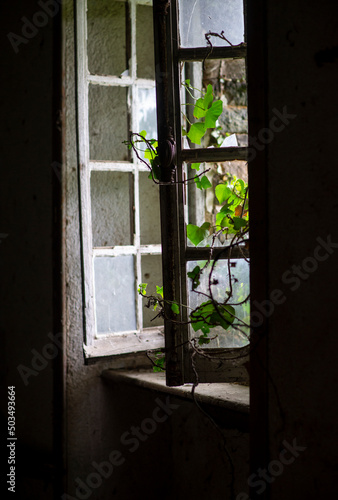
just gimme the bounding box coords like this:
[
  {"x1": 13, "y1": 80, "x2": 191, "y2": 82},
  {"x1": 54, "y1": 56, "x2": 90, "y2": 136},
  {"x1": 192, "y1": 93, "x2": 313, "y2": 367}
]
[{"x1": 128, "y1": 80, "x2": 249, "y2": 370}]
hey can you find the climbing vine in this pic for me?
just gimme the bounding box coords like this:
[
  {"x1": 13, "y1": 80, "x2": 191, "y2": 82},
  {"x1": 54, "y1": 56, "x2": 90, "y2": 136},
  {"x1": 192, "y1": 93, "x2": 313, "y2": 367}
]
[{"x1": 127, "y1": 77, "x2": 249, "y2": 372}]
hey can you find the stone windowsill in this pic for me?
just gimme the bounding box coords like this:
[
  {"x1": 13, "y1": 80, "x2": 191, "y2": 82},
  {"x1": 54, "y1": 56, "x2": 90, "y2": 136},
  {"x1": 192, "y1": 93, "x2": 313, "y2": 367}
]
[{"x1": 101, "y1": 369, "x2": 249, "y2": 415}]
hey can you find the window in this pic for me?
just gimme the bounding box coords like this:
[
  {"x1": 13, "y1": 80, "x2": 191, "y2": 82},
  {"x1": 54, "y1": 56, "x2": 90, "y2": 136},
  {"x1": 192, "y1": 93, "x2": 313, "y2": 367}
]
[
  {"x1": 76, "y1": 0, "x2": 250, "y2": 384},
  {"x1": 76, "y1": 0, "x2": 164, "y2": 360},
  {"x1": 153, "y1": 0, "x2": 249, "y2": 385}
]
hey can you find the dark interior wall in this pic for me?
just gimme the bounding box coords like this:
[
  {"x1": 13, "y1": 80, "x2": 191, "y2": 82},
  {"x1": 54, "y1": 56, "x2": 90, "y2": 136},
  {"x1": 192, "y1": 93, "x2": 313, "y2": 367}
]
[
  {"x1": 0, "y1": 0, "x2": 55, "y2": 498},
  {"x1": 65, "y1": 380, "x2": 249, "y2": 500},
  {"x1": 259, "y1": 0, "x2": 338, "y2": 498}
]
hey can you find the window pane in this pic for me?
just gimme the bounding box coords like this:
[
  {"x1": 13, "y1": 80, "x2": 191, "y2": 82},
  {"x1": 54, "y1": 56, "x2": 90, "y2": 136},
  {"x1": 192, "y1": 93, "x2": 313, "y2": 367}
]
[
  {"x1": 178, "y1": 0, "x2": 244, "y2": 48},
  {"x1": 182, "y1": 59, "x2": 248, "y2": 150},
  {"x1": 137, "y1": 87, "x2": 157, "y2": 140},
  {"x1": 89, "y1": 85, "x2": 129, "y2": 161},
  {"x1": 91, "y1": 171, "x2": 133, "y2": 247},
  {"x1": 139, "y1": 172, "x2": 161, "y2": 245},
  {"x1": 186, "y1": 161, "x2": 248, "y2": 247},
  {"x1": 136, "y1": 5, "x2": 155, "y2": 79},
  {"x1": 187, "y1": 258, "x2": 250, "y2": 348},
  {"x1": 94, "y1": 255, "x2": 137, "y2": 334},
  {"x1": 219, "y1": 58, "x2": 248, "y2": 144},
  {"x1": 141, "y1": 255, "x2": 163, "y2": 328},
  {"x1": 87, "y1": 0, "x2": 128, "y2": 76}
]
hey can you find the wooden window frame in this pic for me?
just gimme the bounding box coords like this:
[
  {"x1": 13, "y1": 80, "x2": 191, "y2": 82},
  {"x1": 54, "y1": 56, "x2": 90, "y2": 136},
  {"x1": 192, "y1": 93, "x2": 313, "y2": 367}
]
[
  {"x1": 75, "y1": 0, "x2": 252, "y2": 382},
  {"x1": 75, "y1": 0, "x2": 164, "y2": 362},
  {"x1": 153, "y1": 0, "x2": 250, "y2": 385}
]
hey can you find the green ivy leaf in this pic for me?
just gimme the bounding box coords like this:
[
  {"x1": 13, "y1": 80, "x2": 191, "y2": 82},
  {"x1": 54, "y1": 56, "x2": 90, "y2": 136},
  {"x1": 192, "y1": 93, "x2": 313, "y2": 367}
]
[
  {"x1": 220, "y1": 201, "x2": 235, "y2": 214},
  {"x1": 198, "y1": 334, "x2": 211, "y2": 345},
  {"x1": 151, "y1": 162, "x2": 161, "y2": 180},
  {"x1": 187, "y1": 122, "x2": 206, "y2": 145},
  {"x1": 216, "y1": 212, "x2": 229, "y2": 229},
  {"x1": 210, "y1": 304, "x2": 236, "y2": 330},
  {"x1": 215, "y1": 184, "x2": 233, "y2": 204},
  {"x1": 144, "y1": 142, "x2": 158, "y2": 160},
  {"x1": 156, "y1": 285, "x2": 163, "y2": 298},
  {"x1": 194, "y1": 175, "x2": 212, "y2": 190},
  {"x1": 138, "y1": 283, "x2": 147, "y2": 296},
  {"x1": 203, "y1": 84, "x2": 214, "y2": 109},
  {"x1": 171, "y1": 302, "x2": 180, "y2": 315},
  {"x1": 186, "y1": 222, "x2": 210, "y2": 246},
  {"x1": 235, "y1": 178, "x2": 245, "y2": 196},
  {"x1": 153, "y1": 365, "x2": 163, "y2": 372},
  {"x1": 187, "y1": 265, "x2": 201, "y2": 290},
  {"x1": 191, "y1": 162, "x2": 201, "y2": 171},
  {"x1": 205, "y1": 100, "x2": 223, "y2": 129},
  {"x1": 190, "y1": 301, "x2": 235, "y2": 333},
  {"x1": 193, "y1": 97, "x2": 207, "y2": 119},
  {"x1": 232, "y1": 217, "x2": 248, "y2": 231},
  {"x1": 153, "y1": 352, "x2": 165, "y2": 372}
]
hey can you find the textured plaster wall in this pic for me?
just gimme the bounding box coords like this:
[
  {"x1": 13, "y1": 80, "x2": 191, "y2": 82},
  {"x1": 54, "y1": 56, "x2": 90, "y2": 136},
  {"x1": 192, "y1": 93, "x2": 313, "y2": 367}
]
[
  {"x1": 1, "y1": 0, "x2": 54, "y2": 446},
  {"x1": 0, "y1": 1, "x2": 55, "y2": 498},
  {"x1": 264, "y1": 0, "x2": 338, "y2": 498}
]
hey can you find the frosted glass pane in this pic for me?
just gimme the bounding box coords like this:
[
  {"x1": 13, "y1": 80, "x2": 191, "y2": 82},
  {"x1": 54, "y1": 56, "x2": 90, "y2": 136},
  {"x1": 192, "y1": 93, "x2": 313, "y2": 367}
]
[
  {"x1": 91, "y1": 171, "x2": 133, "y2": 247},
  {"x1": 89, "y1": 85, "x2": 129, "y2": 161},
  {"x1": 94, "y1": 256, "x2": 137, "y2": 333},
  {"x1": 178, "y1": 0, "x2": 244, "y2": 48},
  {"x1": 137, "y1": 87, "x2": 157, "y2": 160},
  {"x1": 139, "y1": 172, "x2": 161, "y2": 245},
  {"x1": 136, "y1": 5, "x2": 155, "y2": 79},
  {"x1": 141, "y1": 255, "x2": 163, "y2": 328},
  {"x1": 187, "y1": 259, "x2": 250, "y2": 347},
  {"x1": 137, "y1": 87, "x2": 157, "y2": 140},
  {"x1": 87, "y1": 0, "x2": 127, "y2": 76}
]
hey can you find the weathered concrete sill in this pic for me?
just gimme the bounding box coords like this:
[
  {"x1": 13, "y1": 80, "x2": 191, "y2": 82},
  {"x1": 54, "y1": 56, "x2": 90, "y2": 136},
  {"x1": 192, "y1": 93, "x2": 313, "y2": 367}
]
[{"x1": 101, "y1": 369, "x2": 249, "y2": 415}]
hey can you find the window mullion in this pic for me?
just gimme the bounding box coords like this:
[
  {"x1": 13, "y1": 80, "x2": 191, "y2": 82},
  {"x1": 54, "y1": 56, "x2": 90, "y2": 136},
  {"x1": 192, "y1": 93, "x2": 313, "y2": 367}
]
[
  {"x1": 75, "y1": 0, "x2": 97, "y2": 346},
  {"x1": 130, "y1": 0, "x2": 137, "y2": 81},
  {"x1": 153, "y1": 0, "x2": 184, "y2": 386},
  {"x1": 172, "y1": 0, "x2": 191, "y2": 384},
  {"x1": 130, "y1": 0, "x2": 143, "y2": 332}
]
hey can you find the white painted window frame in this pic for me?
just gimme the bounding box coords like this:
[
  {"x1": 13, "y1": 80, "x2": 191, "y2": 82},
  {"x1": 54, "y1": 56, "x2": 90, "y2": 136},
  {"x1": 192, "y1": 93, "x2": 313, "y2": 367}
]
[{"x1": 75, "y1": 0, "x2": 164, "y2": 361}]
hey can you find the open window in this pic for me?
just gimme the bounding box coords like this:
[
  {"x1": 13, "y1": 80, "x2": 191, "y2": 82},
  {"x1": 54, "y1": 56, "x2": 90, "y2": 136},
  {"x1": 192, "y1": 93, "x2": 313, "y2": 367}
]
[
  {"x1": 76, "y1": 0, "x2": 250, "y2": 384},
  {"x1": 152, "y1": 0, "x2": 250, "y2": 385}
]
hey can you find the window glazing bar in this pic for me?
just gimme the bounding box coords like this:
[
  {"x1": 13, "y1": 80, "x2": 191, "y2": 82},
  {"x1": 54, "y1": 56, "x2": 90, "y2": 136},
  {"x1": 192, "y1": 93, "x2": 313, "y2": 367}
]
[
  {"x1": 185, "y1": 246, "x2": 249, "y2": 262},
  {"x1": 181, "y1": 147, "x2": 248, "y2": 163},
  {"x1": 178, "y1": 44, "x2": 246, "y2": 62}
]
